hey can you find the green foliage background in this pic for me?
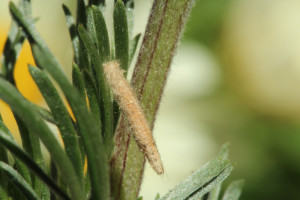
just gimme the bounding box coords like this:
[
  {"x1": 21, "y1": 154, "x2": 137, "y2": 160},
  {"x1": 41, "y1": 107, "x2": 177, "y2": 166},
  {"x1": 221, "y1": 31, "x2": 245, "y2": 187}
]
[{"x1": 184, "y1": 0, "x2": 300, "y2": 200}]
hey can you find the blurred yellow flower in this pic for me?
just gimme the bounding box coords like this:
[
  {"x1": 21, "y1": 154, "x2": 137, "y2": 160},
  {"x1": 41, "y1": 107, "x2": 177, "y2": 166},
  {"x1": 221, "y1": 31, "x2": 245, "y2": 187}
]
[{"x1": 0, "y1": 25, "x2": 42, "y2": 137}]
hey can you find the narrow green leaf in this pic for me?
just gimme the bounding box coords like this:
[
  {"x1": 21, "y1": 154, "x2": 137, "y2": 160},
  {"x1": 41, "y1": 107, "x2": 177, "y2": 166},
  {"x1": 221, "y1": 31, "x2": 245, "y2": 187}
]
[
  {"x1": 108, "y1": 4, "x2": 129, "y2": 129},
  {"x1": 76, "y1": 0, "x2": 87, "y2": 27},
  {"x1": 0, "y1": 114, "x2": 71, "y2": 200},
  {"x1": 62, "y1": 4, "x2": 80, "y2": 63},
  {"x1": 187, "y1": 167, "x2": 232, "y2": 200},
  {"x1": 89, "y1": 0, "x2": 105, "y2": 7},
  {"x1": 84, "y1": 172, "x2": 91, "y2": 198},
  {"x1": 29, "y1": 65, "x2": 84, "y2": 187},
  {"x1": 119, "y1": 0, "x2": 134, "y2": 40},
  {"x1": 14, "y1": 117, "x2": 48, "y2": 199},
  {"x1": 71, "y1": 65, "x2": 87, "y2": 162},
  {"x1": 49, "y1": 160, "x2": 58, "y2": 200},
  {"x1": 0, "y1": 21, "x2": 25, "y2": 83},
  {"x1": 114, "y1": 0, "x2": 129, "y2": 73},
  {"x1": 0, "y1": 120, "x2": 9, "y2": 200},
  {"x1": 1, "y1": 0, "x2": 32, "y2": 81},
  {"x1": 92, "y1": 5, "x2": 110, "y2": 61},
  {"x1": 77, "y1": 25, "x2": 103, "y2": 85},
  {"x1": 0, "y1": 119, "x2": 8, "y2": 163},
  {"x1": 78, "y1": 25, "x2": 114, "y2": 155},
  {"x1": 0, "y1": 121, "x2": 30, "y2": 182},
  {"x1": 160, "y1": 157, "x2": 232, "y2": 200},
  {"x1": 72, "y1": 63, "x2": 86, "y2": 103},
  {"x1": 0, "y1": 163, "x2": 8, "y2": 199},
  {"x1": 10, "y1": 5, "x2": 47, "y2": 49},
  {"x1": 81, "y1": 70, "x2": 102, "y2": 194},
  {"x1": 76, "y1": 0, "x2": 93, "y2": 74},
  {"x1": 31, "y1": 104, "x2": 56, "y2": 124},
  {"x1": 222, "y1": 180, "x2": 244, "y2": 200},
  {"x1": 20, "y1": 0, "x2": 31, "y2": 17},
  {"x1": 14, "y1": 159, "x2": 31, "y2": 185},
  {"x1": 0, "y1": 162, "x2": 39, "y2": 200},
  {"x1": 155, "y1": 194, "x2": 160, "y2": 200},
  {"x1": 0, "y1": 182, "x2": 9, "y2": 200},
  {"x1": 71, "y1": 120, "x2": 86, "y2": 165},
  {"x1": 219, "y1": 143, "x2": 230, "y2": 160},
  {"x1": 86, "y1": 7, "x2": 98, "y2": 49},
  {"x1": 112, "y1": 101, "x2": 120, "y2": 133},
  {"x1": 8, "y1": 182, "x2": 27, "y2": 200},
  {"x1": 207, "y1": 185, "x2": 221, "y2": 200},
  {"x1": 83, "y1": 70, "x2": 101, "y2": 130},
  {"x1": 0, "y1": 77, "x2": 83, "y2": 200},
  {"x1": 0, "y1": 120, "x2": 35, "y2": 194},
  {"x1": 114, "y1": 0, "x2": 134, "y2": 9},
  {"x1": 77, "y1": 38, "x2": 93, "y2": 73},
  {"x1": 129, "y1": 33, "x2": 141, "y2": 64},
  {"x1": 206, "y1": 144, "x2": 231, "y2": 200},
  {"x1": 14, "y1": 91, "x2": 49, "y2": 199},
  {"x1": 111, "y1": 0, "x2": 195, "y2": 199}
]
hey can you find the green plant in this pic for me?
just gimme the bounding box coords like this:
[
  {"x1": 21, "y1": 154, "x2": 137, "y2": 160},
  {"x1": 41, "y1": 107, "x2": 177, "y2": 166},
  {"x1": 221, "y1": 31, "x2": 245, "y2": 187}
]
[{"x1": 0, "y1": 0, "x2": 242, "y2": 199}]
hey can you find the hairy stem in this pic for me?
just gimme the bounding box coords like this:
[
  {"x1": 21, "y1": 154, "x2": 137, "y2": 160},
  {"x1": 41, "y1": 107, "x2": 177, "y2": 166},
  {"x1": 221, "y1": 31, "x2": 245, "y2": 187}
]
[{"x1": 110, "y1": 0, "x2": 195, "y2": 199}]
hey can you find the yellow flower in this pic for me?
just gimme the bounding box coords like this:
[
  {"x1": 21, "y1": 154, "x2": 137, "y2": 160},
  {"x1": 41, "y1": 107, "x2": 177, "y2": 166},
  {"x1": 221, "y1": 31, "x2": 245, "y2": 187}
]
[{"x1": 0, "y1": 25, "x2": 43, "y2": 138}]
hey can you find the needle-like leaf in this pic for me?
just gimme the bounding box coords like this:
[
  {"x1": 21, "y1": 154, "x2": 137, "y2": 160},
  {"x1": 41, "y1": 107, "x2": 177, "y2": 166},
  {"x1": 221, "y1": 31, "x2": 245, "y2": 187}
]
[
  {"x1": 89, "y1": 0, "x2": 105, "y2": 7},
  {"x1": 206, "y1": 144, "x2": 230, "y2": 200},
  {"x1": 0, "y1": 21, "x2": 25, "y2": 83},
  {"x1": 222, "y1": 180, "x2": 244, "y2": 200},
  {"x1": 72, "y1": 63, "x2": 87, "y2": 108},
  {"x1": 31, "y1": 104, "x2": 55, "y2": 124},
  {"x1": 160, "y1": 157, "x2": 232, "y2": 200},
  {"x1": 78, "y1": 25, "x2": 114, "y2": 156},
  {"x1": 29, "y1": 65, "x2": 84, "y2": 186},
  {"x1": 1, "y1": 118, "x2": 45, "y2": 196},
  {"x1": 114, "y1": 0, "x2": 129, "y2": 73},
  {"x1": 0, "y1": 120, "x2": 9, "y2": 200},
  {"x1": 0, "y1": 162, "x2": 39, "y2": 200},
  {"x1": 0, "y1": 127, "x2": 70, "y2": 200},
  {"x1": 0, "y1": 76, "x2": 83, "y2": 200},
  {"x1": 13, "y1": 117, "x2": 48, "y2": 198},
  {"x1": 92, "y1": 5, "x2": 110, "y2": 62},
  {"x1": 207, "y1": 183, "x2": 221, "y2": 200},
  {"x1": 129, "y1": 33, "x2": 141, "y2": 64},
  {"x1": 62, "y1": 4, "x2": 80, "y2": 63},
  {"x1": 83, "y1": 70, "x2": 102, "y2": 130},
  {"x1": 86, "y1": 7, "x2": 98, "y2": 50}
]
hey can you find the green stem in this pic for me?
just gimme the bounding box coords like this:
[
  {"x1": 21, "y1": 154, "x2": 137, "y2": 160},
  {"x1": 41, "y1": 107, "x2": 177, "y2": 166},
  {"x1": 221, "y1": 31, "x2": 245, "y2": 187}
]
[{"x1": 110, "y1": 0, "x2": 195, "y2": 199}]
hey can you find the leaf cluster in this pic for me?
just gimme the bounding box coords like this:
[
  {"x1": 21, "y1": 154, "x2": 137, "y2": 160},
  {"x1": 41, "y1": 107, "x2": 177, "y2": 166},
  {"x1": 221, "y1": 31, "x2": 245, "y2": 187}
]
[
  {"x1": 0, "y1": 0, "x2": 139, "y2": 199},
  {"x1": 139, "y1": 145, "x2": 243, "y2": 200}
]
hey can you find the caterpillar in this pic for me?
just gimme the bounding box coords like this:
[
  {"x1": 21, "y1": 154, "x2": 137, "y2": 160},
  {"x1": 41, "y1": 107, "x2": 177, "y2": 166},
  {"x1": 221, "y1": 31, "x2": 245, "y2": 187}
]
[{"x1": 103, "y1": 61, "x2": 164, "y2": 175}]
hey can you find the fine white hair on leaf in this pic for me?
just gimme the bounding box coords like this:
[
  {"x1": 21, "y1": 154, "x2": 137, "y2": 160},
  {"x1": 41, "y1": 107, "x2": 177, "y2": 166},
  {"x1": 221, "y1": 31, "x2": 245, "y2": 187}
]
[{"x1": 103, "y1": 61, "x2": 164, "y2": 175}]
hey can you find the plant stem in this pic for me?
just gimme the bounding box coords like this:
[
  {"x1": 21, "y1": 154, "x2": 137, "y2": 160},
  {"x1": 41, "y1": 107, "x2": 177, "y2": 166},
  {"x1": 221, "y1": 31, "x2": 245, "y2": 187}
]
[{"x1": 110, "y1": 0, "x2": 195, "y2": 199}]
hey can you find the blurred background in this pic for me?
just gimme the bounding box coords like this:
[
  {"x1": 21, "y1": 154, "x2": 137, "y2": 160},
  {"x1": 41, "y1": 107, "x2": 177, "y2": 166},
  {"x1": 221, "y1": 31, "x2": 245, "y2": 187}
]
[{"x1": 2, "y1": 0, "x2": 300, "y2": 199}]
